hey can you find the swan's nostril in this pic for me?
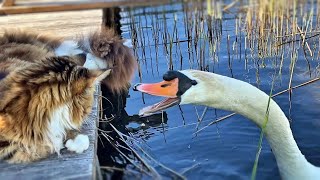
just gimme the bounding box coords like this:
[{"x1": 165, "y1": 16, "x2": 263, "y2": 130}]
[
  {"x1": 160, "y1": 83, "x2": 170, "y2": 88},
  {"x1": 191, "y1": 80, "x2": 198, "y2": 85},
  {"x1": 133, "y1": 83, "x2": 142, "y2": 91}
]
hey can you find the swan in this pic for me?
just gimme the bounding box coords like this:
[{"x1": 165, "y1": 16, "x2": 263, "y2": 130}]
[{"x1": 133, "y1": 69, "x2": 320, "y2": 180}]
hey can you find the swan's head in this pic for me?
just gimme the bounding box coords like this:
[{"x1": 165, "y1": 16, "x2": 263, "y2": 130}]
[{"x1": 133, "y1": 70, "x2": 224, "y2": 117}]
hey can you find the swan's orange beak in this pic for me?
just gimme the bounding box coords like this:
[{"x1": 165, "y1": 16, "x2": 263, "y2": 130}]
[{"x1": 133, "y1": 78, "x2": 179, "y2": 98}]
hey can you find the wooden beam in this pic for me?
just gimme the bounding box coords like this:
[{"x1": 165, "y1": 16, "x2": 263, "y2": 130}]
[
  {"x1": 1, "y1": 0, "x2": 15, "y2": 7},
  {"x1": 0, "y1": 10, "x2": 102, "y2": 37},
  {"x1": 0, "y1": 0, "x2": 170, "y2": 15}
]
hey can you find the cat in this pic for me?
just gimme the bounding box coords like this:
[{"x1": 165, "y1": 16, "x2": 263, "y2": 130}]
[
  {"x1": 0, "y1": 28, "x2": 136, "y2": 163},
  {"x1": 0, "y1": 56, "x2": 111, "y2": 163},
  {"x1": 0, "y1": 28, "x2": 137, "y2": 94}
]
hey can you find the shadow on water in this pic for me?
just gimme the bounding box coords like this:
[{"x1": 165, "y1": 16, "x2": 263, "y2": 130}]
[
  {"x1": 98, "y1": 84, "x2": 170, "y2": 179},
  {"x1": 98, "y1": 1, "x2": 320, "y2": 180}
]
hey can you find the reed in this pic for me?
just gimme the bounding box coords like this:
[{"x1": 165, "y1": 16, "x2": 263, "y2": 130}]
[{"x1": 251, "y1": 76, "x2": 275, "y2": 180}]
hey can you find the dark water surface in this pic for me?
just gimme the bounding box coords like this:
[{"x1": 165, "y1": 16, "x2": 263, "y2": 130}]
[{"x1": 103, "y1": 2, "x2": 320, "y2": 179}]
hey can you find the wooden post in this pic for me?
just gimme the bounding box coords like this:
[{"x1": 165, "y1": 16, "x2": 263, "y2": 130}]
[{"x1": 102, "y1": 7, "x2": 122, "y2": 35}]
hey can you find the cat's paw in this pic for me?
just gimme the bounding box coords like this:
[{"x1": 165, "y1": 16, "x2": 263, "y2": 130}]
[{"x1": 65, "y1": 134, "x2": 89, "y2": 154}]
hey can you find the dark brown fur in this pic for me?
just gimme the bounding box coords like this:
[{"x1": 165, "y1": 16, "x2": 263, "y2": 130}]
[
  {"x1": 0, "y1": 29, "x2": 85, "y2": 66},
  {"x1": 79, "y1": 28, "x2": 137, "y2": 94},
  {"x1": 0, "y1": 28, "x2": 63, "y2": 50}
]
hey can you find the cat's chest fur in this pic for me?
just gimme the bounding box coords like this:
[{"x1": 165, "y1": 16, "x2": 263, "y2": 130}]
[{"x1": 47, "y1": 104, "x2": 76, "y2": 153}]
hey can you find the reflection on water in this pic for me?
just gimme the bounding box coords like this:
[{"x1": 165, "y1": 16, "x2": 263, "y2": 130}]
[{"x1": 100, "y1": 1, "x2": 320, "y2": 180}]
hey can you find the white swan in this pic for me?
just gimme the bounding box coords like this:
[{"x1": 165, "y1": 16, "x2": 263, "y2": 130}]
[{"x1": 133, "y1": 69, "x2": 320, "y2": 180}]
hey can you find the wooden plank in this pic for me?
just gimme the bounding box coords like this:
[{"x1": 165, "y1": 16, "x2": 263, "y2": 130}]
[
  {"x1": 1, "y1": 0, "x2": 15, "y2": 7},
  {"x1": 0, "y1": 86, "x2": 101, "y2": 180},
  {"x1": 15, "y1": 0, "x2": 164, "y2": 6},
  {"x1": 0, "y1": 0, "x2": 170, "y2": 15},
  {"x1": 0, "y1": 10, "x2": 102, "y2": 38}
]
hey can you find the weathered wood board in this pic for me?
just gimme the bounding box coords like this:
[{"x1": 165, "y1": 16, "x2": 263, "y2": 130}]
[
  {"x1": 0, "y1": 0, "x2": 169, "y2": 15},
  {"x1": 0, "y1": 10, "x2": 102, "y2": 37}
]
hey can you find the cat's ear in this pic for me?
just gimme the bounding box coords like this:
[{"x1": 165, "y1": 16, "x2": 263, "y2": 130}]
[
  {"x1": 88, "y1": 69, "x2": 112, "y2": 84},
  {"x1": 72, "y1": 68, "x2": 111, "y2": 95}
]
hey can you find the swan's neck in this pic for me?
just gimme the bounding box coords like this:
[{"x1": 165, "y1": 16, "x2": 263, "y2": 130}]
[
  {"x1": 232, "y1": 89, "x2": 318, "y2": 179},
  {"x1": 183, "y1": 72, "x2": 320, "y2": 179}
]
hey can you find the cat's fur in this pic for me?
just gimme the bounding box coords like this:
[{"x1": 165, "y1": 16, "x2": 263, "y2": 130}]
[
  {"x1": 0, "y1": 28, "x2": 137, "y2": 93},
  {"x1": 0, "y1": 28, "x2": 135, "y2": 163},
  {"x1": 0, "y1": 56, "x2": 110, "y2": 163},
  {"x1": 78, "y1": 29, "x2": 137, "y2": 93}
]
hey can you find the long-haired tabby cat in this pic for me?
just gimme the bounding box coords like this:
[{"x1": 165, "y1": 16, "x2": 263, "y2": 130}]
[
  {"x1": 0, "y1": 28, "x2": 136, "y2": 163},
  {"x1": 0, "y1": 56, "x2": 110, "y2": 163}
]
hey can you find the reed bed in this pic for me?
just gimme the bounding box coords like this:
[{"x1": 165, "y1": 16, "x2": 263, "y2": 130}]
[{"x1": 125, "y1": 0, "x2": 320, "y2": 77}]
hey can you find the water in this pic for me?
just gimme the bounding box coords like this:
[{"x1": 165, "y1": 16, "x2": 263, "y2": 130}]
[{"x1": 101, "y1": 2, "x2": 320, "y2": 179}]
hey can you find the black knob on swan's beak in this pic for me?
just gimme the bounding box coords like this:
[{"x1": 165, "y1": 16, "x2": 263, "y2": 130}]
[
  {"x1": 191, "y1": 80, "x2": 197, "y2": 85},
  {"x1": 133, "y1": 83, "x2": 142, "y2": 91}
]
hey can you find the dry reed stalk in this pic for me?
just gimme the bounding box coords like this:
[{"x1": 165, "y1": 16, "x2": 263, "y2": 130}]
[{"x1": 108, "y1": 124, "x2": 186, "y2": 180}]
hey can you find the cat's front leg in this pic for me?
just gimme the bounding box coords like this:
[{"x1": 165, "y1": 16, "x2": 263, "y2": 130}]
[{"x1": 65, "y1": 134, "x2": 89, "y2": 154}]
